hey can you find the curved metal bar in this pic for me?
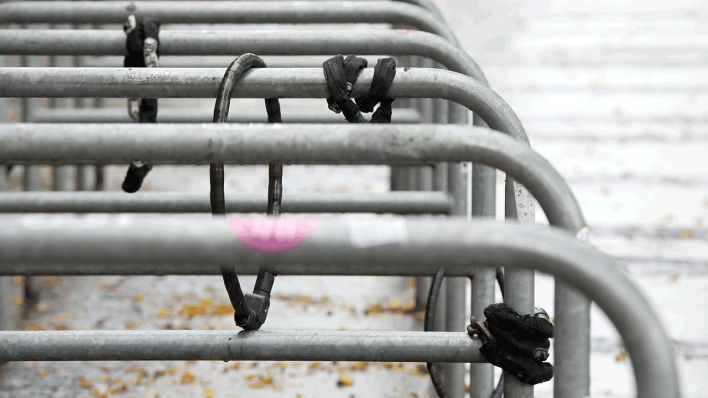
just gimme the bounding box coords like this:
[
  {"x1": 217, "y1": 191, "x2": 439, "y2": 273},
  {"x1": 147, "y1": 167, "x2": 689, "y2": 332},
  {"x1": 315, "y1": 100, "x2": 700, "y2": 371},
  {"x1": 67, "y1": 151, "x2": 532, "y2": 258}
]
[
  {"x1": 0, "y1": 1, "x2": 458, "y2": 44},
  {"x1": 0, "y1": 216, "x2": 680, "y2": 398},
  {"x1": 0, "y1": 123, "x2": 583, "y2": 232}
]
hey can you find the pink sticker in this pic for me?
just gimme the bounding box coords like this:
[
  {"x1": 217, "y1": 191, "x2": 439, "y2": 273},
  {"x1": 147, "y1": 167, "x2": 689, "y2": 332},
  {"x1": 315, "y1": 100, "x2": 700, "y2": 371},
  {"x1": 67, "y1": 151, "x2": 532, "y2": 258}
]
[
  {"x1": 394, "y1": 29, "x2": 412, "y2": 35},
  {"x1": 228, "y1": 218, "x2": 318, "y2": 253}
]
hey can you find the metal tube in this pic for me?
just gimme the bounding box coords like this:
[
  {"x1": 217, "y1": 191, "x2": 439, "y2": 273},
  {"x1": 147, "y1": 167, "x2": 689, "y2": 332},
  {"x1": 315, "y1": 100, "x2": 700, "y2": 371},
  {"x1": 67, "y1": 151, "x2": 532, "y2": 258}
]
[
  {"x1": 0, "y1": 29, "x2": 479, "y2": 81},
  {"x1": 0, "y1": 1, "x2": 458, "y2": 44},
  {"x1": 0, "y1": 217, "x2": 680, "y2": 398},
  {"x1": 0, "y1": 330, "x2": 485, "y2": 363},
  {"x1": 30, "y1": 107, "x2": 420, "y2": 124},
  {"x1": 0, "y1": 192, "x2": 453, "y2": 214},
  {"x1": 0, "y1": 68, "x2": 525, "y2": 140},
  {"x1": 0, "y1": 124, "x2": 583, "y2": 230},
  {"x1": 470, "y1": 161, "x2": 497, "y2": 398},
  {"x1": 0, "y1": 53, "x2": 8, "y2": 331},
  {"x1": 19, "y1": 54, "x2": 43, "y2": 304}
]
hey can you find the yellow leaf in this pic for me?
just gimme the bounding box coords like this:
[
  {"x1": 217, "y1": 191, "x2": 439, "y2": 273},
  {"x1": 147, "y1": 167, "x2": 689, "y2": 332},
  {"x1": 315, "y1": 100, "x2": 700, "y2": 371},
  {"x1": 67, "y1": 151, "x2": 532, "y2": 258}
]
[
  {"x1": 337, "y1": 373, "x2": 353, "y2": 387},
  {"x1": 350, "y1": 362, "x2": 368, "y2": 371},
  {"x1": 125, "y1": 322, "x2": 133, "y2": 330},
  {"x1": 13, "y1": 276, "x2": 23, "y2": 285},
  {"x1": 25, "y1": 325, "x2": 43, "y2": 331},
  {"x1": 157, "y1": 309, "x2": 170, "y2": 318},
  {"x1": 366, "y1": 304, "x2": 383, "y2": 315},
  {"x1": 10, "y1": 297, "x2": 23, "y2": 308},
  {"x1": 182, "y1": 372, "x2": 196, "y2": 383},
  {"x1": 204, "y1": 388, "x2": 215, "y2": 398},
  {"x1": 214, "y1": 302, "x2": 235, "y2": 315},
  {"x1": 681, "y1": 229, "x2": 694, "y2": 238},
  {"x1": 167, "y1": 367, "x2": 179, "y2": 375},
  {"x1": 274, "y1": 362, "x2": 288, "y2": 368},
  {"x1": 54, "y1": 325, "x2": 69, "y2": 331},
  {"x1": 133, "y1": 294, "x2": 144, "y2": 302},
  {"x1": 615, "y1": 347, "x2": 627, "y2": 362},
  {"x1": 99, "y1": 366, "x2": 109, "y2": 373},
  {"x1": 293, "y1": 296, "x2": 312, "y2": 303},
  {"x1": 248, "y1": 374, "x2": 273, "y2": 388},
  {"x1": 39, "y1": 369, "x2": 47, "y2": 379},
  {"x1": 309, "y1": 362, "x2": 320, "y2": 369},
  {"x1": 78, "y1": 377, "x2": 94, "y2": 389}
]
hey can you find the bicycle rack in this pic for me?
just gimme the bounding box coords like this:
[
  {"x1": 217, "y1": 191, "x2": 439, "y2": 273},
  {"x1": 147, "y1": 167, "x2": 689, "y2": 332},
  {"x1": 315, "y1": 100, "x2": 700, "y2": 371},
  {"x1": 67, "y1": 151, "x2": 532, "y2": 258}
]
[
  {"x1": 0, "y1": 215, "x2": 681, "y2": 398},
  {"x1": 0, "y1": 1, "x2": 628, "y2": 396}
]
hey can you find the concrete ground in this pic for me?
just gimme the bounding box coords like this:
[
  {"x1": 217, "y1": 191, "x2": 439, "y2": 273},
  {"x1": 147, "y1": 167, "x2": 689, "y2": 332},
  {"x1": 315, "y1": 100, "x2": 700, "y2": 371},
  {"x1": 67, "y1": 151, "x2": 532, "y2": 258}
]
[{"x1": 2, "y1": 0, "x2": 707, "y2": 396}]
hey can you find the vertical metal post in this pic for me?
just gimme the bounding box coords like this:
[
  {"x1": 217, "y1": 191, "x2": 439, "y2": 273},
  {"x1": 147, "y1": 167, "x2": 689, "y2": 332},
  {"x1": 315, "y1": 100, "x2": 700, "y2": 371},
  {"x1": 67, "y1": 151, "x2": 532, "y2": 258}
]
[
  {"x1": 20, "y1": 53, "x2": 43, "y2": 302},
  {"x1": 75, "y1": 23, "x2": 98, "y2": 191},
  {"x1": 504, "y1": 179, "x2": 535, "y2": 398},
  {"x1": 555, "y1": 286, "x2": 591, "y2": 398},
  {"x1": 0, "y1": 53, "x2": 11, "y2": 331},
  {"x1": 469, "y1": 163, "x2": 497, "y2": 398},
  {"x1": 50, "y1": 41, "x2": 74, "y2": 191}
]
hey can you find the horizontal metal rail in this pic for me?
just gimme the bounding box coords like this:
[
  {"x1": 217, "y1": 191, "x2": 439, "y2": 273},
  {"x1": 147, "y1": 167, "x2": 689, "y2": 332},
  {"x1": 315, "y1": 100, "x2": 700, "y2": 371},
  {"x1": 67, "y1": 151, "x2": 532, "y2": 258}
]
[
  {"x1": 0, "y1": 216, "x2": 679, "y2": 398},
  {"x1": 0, "y1": 330, "x2": 484, "y2": 362},
  {"x1": 30, "y1": 107, "x2": 420, "y2": 124},
  {"x1": 0, "y1": 30, "x2": 482, "y2": 82},
  {"x1": 0, "y1": 191, "x2": 451, "y2": 214},
  {"x1": 0, "y1": 123, "x2": 582, "y2": 231},
  {"x1": 0, "y1": 1, "x2": 458, "y2": 44},
  {"x1": 0, "y1": 68, "x2": 522, "y2": 141}
]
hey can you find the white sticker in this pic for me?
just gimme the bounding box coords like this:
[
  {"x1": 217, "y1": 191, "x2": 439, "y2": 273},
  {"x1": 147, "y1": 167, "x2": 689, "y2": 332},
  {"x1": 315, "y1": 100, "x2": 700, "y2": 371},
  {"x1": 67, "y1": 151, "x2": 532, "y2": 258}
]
[{"x1": 348, "y1": 218, "x2": 407, "y2": 248}]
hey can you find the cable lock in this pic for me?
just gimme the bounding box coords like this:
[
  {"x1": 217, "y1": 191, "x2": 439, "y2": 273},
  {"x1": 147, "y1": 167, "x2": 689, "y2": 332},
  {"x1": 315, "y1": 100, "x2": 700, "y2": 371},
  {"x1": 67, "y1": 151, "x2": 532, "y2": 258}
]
[
  {"x1": 121, "y1": 15, "x2": 160, "y2": 193},
  {"x1": 212, "y1": 53, "x2": 282, "y2": 330}
]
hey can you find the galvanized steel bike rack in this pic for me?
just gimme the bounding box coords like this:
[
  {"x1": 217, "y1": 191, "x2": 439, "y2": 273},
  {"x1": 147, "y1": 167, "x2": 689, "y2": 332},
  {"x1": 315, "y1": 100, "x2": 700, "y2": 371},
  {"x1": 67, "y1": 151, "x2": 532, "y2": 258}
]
[
  {"x1": 0, "y1": 65, "x2": 586, "y2": 397},
  {"x1": 0, "y1": 2, "x2": 595, "y2": 396},
  {"x1": 0, "y1": 215, "x2": 681, "y2": 398}
]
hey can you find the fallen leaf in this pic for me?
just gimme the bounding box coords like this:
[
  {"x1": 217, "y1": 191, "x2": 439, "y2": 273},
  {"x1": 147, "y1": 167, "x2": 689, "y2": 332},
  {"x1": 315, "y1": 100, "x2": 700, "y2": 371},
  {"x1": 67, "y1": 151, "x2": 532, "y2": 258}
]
[
  {"x1": 167, "y1": 367, "x2": 179, "y2": 375},
  {"x1": 125, "y1": 322, "x2": 134, "y2": 330},
  {"x1": 157, "y1": 309, "x2": 170, "y2": 318},
  {"x1": 350, "y1": 362, "x2": 368, "y2": 371},
  {"x1": 25, "y1": 325, "x2": 43, "y2": 331},
  {"x1": 78, "y1": 377, "x2": 94, "y2": 389},
  {"x1": 204, "y1": 388, "x2": 215, "y2": 398},
  {"x1": 248, "y1": 374, "x2": 273, "y2": 388},
  {"x1": 54, "y1": 325, "x2": 69, "y2": 331},
  {"x1": 181, "y1": 372, "x2": 196, "y2": 383},
  {"x1": 10, "y1": 297, "x2": 23, "y2": 308},
  {"x1": 615, "y1": 348, "x2": 627, "y2": 362},
  {"x1": 214, "y1": 302, "x2": 234, "y2": 315},
  {"x1": 154, "y1": 370, "x2": 166, "y2": 378},
  {"x1": 337, "y1": 373, "x2": 353, "y2": 387},
  {"x1": 39, "y1": 369, "x2": 47, "y2": 378},
  {"x1": 411, "y1": 364, "x2": 428, "y2": 376},
  {"x1": 681, "y1": 230, "x2": 694, "y2": 238}
]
